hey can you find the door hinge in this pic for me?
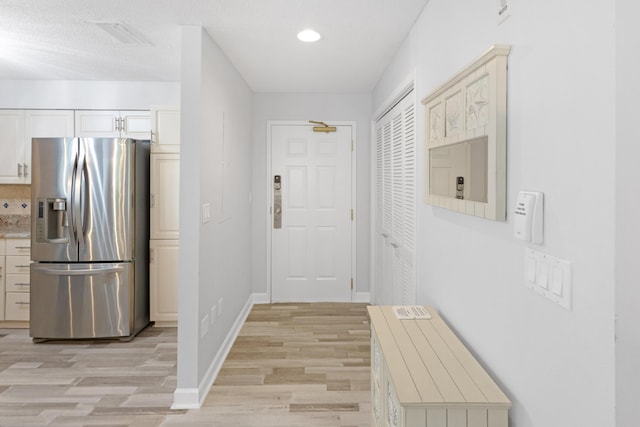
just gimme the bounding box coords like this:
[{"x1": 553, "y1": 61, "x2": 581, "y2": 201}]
[
  {"x1": 350, "y1": 278, "x2": 354, "y2": 291},
  {"x1": 150, "y1": 194, "x2": 155, "y2": 208}
]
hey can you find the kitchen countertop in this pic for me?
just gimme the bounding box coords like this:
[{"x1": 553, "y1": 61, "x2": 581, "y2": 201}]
[
  {"x1": 0, "y1": 215, "x2": 31, "y2": 238},
  {"x1": 0, "y1": 228, "x2": 30, "y2": 239}
]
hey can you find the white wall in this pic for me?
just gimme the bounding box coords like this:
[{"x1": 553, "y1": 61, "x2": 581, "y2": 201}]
[
  {"x1": 251, "y1": 93, "x2": 372, "y2": 299},
  {"x1": 0, "y1": 80, "x2": 179, "y2": 109},
  {"x1": 176, "y1": 26, "x2": 253, "y2": 406},
  {"x1": 373, "y1": 1, "x2": 616, "y2": 426},
  {"x1": 615, "y1": 0, "x2": 640, "y2": 425}
]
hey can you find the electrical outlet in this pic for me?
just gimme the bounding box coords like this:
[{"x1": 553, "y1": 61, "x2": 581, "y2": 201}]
[
  {"x1": 218, "y1": 298, "x2": 223, "y2": 317},
  {"x1": 202, "y1": 203, "x2": 211, "y2": 224},
  {"x1": 210, "y1": 305, "x2": 217, "y2": 324}
]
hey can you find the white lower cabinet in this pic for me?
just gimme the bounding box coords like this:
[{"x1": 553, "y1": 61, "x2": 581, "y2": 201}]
[
  {"x1": 0, "y1": 241, "x2": 5, "y2": 320},
  {"x1": 1, "y1": 238, "x2": 31, "y2": 322},
  {"x1": 149, "y1": 240, "x2": 179, "y2": 324}
]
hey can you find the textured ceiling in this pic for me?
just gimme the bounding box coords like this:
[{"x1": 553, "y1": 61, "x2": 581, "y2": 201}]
[{"x1": 0, "y1": 0, "x2": 428, "y2": 92}]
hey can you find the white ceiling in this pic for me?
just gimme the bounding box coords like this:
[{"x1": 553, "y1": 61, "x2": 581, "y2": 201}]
[{"x1": 0, "y1": 0, "x2": 428, "y2": 93}]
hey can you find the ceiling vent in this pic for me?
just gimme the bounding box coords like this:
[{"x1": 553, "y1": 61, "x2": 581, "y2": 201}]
[{"x1": 95, "y1": 22, "x2": 153, "y2": 45}]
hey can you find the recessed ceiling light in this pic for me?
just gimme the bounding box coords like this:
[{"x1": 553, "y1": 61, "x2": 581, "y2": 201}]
[{"x1": 297, "y1": 29, "x2": 321, "y2": 43}]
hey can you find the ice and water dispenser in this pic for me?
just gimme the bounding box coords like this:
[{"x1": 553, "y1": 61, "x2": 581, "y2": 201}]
[{"x1": 36, "y1": 198, "x2": 69, "y2": 243}]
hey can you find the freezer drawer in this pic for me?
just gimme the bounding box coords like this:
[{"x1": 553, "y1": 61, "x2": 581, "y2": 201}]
[{"x1": 30, "y1": 262, "x2": 133, "y2": 339}]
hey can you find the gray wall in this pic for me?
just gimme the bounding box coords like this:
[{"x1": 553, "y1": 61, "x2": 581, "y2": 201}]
[
  {"x1": 374, "y1": 0, "x2": 616, "y2": 425},
  {"x1": 0, "y1": 80, "x2": 179, "y2": 109},
  {"x1": 615, "y1": 0, "x2": 640, "y2": 425},
  {"x1": 177, "y1": 26, "x2": 253, "y2": 402}
]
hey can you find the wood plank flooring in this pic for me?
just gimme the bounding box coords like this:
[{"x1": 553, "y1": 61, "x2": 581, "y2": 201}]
[{"x1": 0, "y1": 303, "x2": 371, "y2": 426}]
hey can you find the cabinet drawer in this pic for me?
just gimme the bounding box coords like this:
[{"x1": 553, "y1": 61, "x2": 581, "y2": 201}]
[
  {"x1": 6, "y1": 274, "x2": 29, "y2": 292},
  {"x1": 6, "y1": 256, "x2": 30, "y2": 274},
  {"x1": 6, "y1": 239, "x2": 30, "y2": 256},
  {"x1": 5, "y1": 292, "x2": 29, "y2": 321}
]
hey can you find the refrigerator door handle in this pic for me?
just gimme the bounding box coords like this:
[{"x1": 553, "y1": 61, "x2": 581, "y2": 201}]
[
  {"x1": 74, "y1": 143, "x2": 87, "y2": 247},
  {"x1": 80, "y1": 155, "x2": 90, "y2": 240},
  {"x1": 31, "y1": 264, "x2": 126, "y2": 275},
  {"x1": 70, "y1": 151, "x2": 80, "y2": 247}
]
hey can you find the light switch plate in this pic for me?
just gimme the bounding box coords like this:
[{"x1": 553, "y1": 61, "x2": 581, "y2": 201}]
[{"x1": 525, "y1": 248, "x2": 572, "y2": 311}]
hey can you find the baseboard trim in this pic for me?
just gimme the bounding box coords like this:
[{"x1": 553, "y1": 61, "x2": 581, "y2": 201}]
[
  {"x1": 171, "y1": 294, "x2": 255, "y2": 409},
  {"x1": 355, "y1": 292, "x2": 371, "y2": 303},
  {"x1": 171, "y1": 388, "x2": 200, "y2": 410},
  {"x1": 251, "y1": 293, "x2": 270, "y2": 304}
]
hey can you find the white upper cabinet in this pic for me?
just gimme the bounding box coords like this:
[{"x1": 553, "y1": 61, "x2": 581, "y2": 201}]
[
  {"x1": 0, "y1": 110, "x2": 26, "y2": 184},
  {"x1": 75, "y1": 110, "x2": 151, "y2": 139},
  {"x1": 0, "y1": 110, "x2": 74, "y2": 184},
  {"x1": 150, "y1": 105, "x2": 180, "y2": 153},
  {"x1": 24, "y1": 110, "x2": 75, "y2": 184}
]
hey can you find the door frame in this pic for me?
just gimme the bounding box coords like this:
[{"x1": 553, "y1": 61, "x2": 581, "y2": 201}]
[{"x1": 266, "y1": 120, "x2": 357, "y2": 303}]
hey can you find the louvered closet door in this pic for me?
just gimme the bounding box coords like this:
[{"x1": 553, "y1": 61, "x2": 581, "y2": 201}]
[{"x1": 373, "y1": 91, "x2": 416, "y2": 305}]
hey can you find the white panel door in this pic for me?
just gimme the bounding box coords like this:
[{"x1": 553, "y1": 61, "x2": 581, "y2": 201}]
[{"x1": 271, "y1": 124, "x2": 352, "y2": 302}]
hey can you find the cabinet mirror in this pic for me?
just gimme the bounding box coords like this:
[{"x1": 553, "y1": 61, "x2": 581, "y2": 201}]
[{"x1": 422, "y1": 45, "x2": 510, "y2": 221}]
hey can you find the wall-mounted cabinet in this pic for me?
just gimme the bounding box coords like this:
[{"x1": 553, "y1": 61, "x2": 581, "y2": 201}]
[
  {"x1": 422, "y1": 45, "x2": 510, "y2": 221},
  {"x1": 0, "y1": 110, "x2": 74, "y2": 184},
  {"x1": 75, "y1": 110, "x2": 151, "y2": 139},
  {"x1": 0, "y1": 110, "x2": 25, "y2": 184},
  {"x1": 150, "y1": 105, "x2": 180, "y2": 153}
]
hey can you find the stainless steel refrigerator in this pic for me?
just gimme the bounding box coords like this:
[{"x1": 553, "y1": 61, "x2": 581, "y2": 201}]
[{"x1": 30, "y1": 138, "x2": 150, "y2": 341}]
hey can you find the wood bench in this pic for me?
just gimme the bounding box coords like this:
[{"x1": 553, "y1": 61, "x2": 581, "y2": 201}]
[{"x1": 367, "y1": 306, "x2": 511, "y2": 427}]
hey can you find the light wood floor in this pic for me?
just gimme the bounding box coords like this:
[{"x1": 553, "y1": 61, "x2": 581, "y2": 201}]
[{"x1": 0, "y1": 303, "x2": 371, "y2": 426}]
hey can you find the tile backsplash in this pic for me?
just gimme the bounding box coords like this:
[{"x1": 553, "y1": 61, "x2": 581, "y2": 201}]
[{"x1": 0, "y1": 184, "x2": 31, "y2": 231}]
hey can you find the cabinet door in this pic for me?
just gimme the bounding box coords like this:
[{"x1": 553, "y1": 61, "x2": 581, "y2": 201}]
[
  {"x1": 6, "y1": 274, "x2": 29, "y2": 292},
  {"x1": 120, "y1": 111, "x2": 151, "y2": 139},
  {"x1": 75, "y1": 110, "x2": 120, "y2": 137},
  {"x1": 150, "y1": 106, "x2": 180, "y2": 153},
  {"x1": 149, "y1": 240, "x2": 179, "y2": 323},
  {"x1": 5, "y1": 238, "x2": 30, "y2": 256},
  {"x1": 24, "y1": 110, "x2": 75, "y2": 184},
  {"x1": 5, "y1": 292, "x2": 29, "y2": 321},
  {"x1": 0, "y1": 254, "x2": 5, "y2": 320},
  {"x1": 0, "y1": 110, "x2": 26, "y2": 183},
  {"x1": 6, "y1": 256, "x2": 30, "y2": 274},
  {"x1": 150, "y1": 153, "x2": 180, "y2": 239}
]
